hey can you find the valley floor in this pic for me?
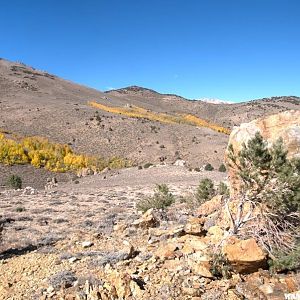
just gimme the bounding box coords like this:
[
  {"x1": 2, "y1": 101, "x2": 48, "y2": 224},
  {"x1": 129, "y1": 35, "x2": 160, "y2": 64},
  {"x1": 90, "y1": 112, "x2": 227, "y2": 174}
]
[
  {"x1": 0, "y1": 166, "x2": 225, "y2": 299},
  {"x1": 1, "y1": 165, "x2": 298, "y2": 299}
]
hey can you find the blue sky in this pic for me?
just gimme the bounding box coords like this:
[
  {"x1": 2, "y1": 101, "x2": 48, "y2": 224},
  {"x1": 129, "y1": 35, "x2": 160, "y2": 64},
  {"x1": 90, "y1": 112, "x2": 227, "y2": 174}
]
[{"x1": 0, "y1": 0, "x2": 299, "y2": 102}]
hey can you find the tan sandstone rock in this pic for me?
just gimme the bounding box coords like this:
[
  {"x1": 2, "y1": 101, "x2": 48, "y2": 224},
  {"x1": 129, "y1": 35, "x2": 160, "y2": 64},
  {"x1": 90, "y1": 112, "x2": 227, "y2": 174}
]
[
  {"x1": 180, "y1": 235, "x2": 209, "y2": 255},
  {"x1": 184, "y1": 216, "x2": 206, "y2": 236},
  {"x1": 207, "y1": 225, "x2": 224, "y2": 243},
  {"x1": 155, "y1": 242, "x2": 179, "y2": 260},
  {"x1": 222, "y1": 238, "x2": 267, "y2": 274},
  {"x1": 225, "y1": 110, "x2": 300, "y2": 195},
  {"x1": 132, "y1": 208, "x2": 159, "y2": 229},
  {"x1": 190, "y1": 261, "x2": 213, "y2": 278},
  {"x1": 196, "y1": 194, "x2": 223, "y2": 217}
]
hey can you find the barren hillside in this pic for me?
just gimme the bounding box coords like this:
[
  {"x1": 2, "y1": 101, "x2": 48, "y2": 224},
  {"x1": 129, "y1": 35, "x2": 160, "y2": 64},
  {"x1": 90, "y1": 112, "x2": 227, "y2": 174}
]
[{"x1": 0, "y1": 58, "x2": 299, "y2": 175}]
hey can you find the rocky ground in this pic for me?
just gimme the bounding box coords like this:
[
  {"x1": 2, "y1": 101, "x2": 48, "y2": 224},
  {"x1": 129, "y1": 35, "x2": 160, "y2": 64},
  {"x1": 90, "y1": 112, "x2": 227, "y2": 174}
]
[
  {"x1": 0, "y1": 165, "x2": 299, "y2": 299},
  {"x1": 1, "y1": 59, "x2": 300, "y2": 299},
  {"x1": 0, "y1": 165, "x2": 225, "y2": 251},
  {"x1": 0, "y1": 164, "x2": 73, "y2": 190}
]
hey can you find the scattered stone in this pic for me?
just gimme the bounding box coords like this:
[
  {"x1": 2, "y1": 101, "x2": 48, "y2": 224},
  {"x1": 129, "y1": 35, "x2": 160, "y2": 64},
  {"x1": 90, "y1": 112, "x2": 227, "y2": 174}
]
[
  {"x1": 196, "y1": 194, "x2": 223, "y2": 217},
  {"x1": 22, "y1": 186, "x2": 37, "y2": 195},
  {"x1": 48, "y1": 271, "x2": 77, "y2": 290},
  {"x1": 184, "y1": 216, "x2": 206, "y2": 236},
  {"x1": 174, "y1": 159, "x2": 186, "y2": 167},
  {"x1": 82, "y1": 241, "x2": 93, "y2": 248},
  {"x1": 155, "y1": 242, "x2": 179, "y2": 260},
  {"x1": 132, "y1": 208, "x2": 159, "y2": 229},
  {"x1": 69, "y1": 257, "x2": 79, "y2": 263}
]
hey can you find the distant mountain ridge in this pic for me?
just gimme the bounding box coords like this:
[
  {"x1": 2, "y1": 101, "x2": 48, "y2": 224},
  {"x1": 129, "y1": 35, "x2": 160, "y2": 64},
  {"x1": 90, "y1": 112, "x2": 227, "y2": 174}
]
[
  {"x1": 105, "y1": 85, "x2": 160, "y2": 95},
  {"x1": 105, "y1": 85, "x2": 187, "y2": 100},
  {"x1": 105, "y1": 85, "x2": 300, "y2": 104}
]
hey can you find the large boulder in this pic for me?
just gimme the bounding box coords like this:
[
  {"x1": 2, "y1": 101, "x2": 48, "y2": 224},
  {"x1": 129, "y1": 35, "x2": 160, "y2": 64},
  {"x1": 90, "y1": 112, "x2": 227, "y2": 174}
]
[
  {"x1": 225, "y1": 110, "x2": 300, "y2": 195},
  {"x1": 222, "y1": 238, "x2": 267, "y2": 274}
]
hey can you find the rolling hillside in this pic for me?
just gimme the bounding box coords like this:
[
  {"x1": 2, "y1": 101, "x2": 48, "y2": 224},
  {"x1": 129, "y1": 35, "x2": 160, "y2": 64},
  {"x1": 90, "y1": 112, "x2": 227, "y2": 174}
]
[{"x1": 0, "y1": 58, "x2": 299, "y2": 173}]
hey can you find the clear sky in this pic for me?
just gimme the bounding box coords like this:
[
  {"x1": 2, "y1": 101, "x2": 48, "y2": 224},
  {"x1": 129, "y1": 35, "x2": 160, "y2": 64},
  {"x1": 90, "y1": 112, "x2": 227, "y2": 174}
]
[{"x1": 0, "y1": 0, "x2": 299, "y2": 102}]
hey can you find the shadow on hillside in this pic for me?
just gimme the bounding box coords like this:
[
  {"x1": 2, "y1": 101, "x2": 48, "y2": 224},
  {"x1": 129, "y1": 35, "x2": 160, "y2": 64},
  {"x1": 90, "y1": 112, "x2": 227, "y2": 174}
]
[{"x1": 0, "y1": 244, "x2": 38, "y2": 260}]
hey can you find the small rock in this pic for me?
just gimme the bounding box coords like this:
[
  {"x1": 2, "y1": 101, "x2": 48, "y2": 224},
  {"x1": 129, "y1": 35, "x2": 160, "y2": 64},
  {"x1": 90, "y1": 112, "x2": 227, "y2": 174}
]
[
  {"x1": 155, "y1": 242, "x2": 179, "y2": 260},
  {"x1": 174, "y1": 159, "x2": 186, "y2": 167},
  {"x1": 192, "y1": 263, "x2": 214, "y2": 278},
  {"x1": 47, "y1": 286, "x2": 54, "y2": 293},
  {"x1": 132, "y1": 208, "x2": 159, "y2": 229},
  {"x1": 69, "y1": 257, "x2": 79, "y2": 263},
  {"x1": 196, "y1": 195, "x2": 223, "y2": 217},
  {"x1": 82, "y1": 241, "x2": 93, "y2": 248},
  {"x1": 184, "y1": 217, "x2": 206, "y2": 236}
]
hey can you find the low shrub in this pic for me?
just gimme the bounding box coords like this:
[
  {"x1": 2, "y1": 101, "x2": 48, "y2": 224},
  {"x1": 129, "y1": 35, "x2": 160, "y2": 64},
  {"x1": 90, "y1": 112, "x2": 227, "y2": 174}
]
[
  {"x1": 143, "y1": 163, "x2": 153, "y2": 169},
  {"x1": 196, "y1": 178, "x2": 215, "y2": 204},
  {"x1": 15, "y1": 206, "x2": 25, "y2": 212},
  {"x1": 218, "y1": 181, "x2": 229, "y2": 196},
  {"x1": 227, "y1": 132, "x2": 300, "y2": 255},
  {"x1": 269, "y1": 243, "x2": 300, "y2": 272},
  {"x1": 7, "y1": 174, "x2": 22, "y2": 189},
  {"x1": 204, "y1": 163, "x2": 214, "y2": 171},
  {"x1": 210, "y1": 252, "x2": 232, "y2": 279},
  {"x1": 218, "y1": 163, "x2": 226, "y2": 172},
  {"x1": 137, "y1": 184, "x2": 175, "y2": 212}
]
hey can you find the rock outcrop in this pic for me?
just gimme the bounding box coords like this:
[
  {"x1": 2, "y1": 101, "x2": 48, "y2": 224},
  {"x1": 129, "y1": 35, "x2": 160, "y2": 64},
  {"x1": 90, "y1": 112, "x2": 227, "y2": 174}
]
[{"x1": 225, "y1": 110, "x2": 300, "y2": 195}]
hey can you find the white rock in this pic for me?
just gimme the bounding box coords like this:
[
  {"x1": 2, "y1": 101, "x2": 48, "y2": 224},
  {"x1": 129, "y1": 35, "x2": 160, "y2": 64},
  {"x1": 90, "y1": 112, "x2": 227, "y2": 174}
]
[
  {"x1": 69, "y1": 257, "x2": 79, "y2": 263},
  {"x1": 174, "y1": 159, "x2": 186, "y2": 167},
  {"x1": 82, "y1": 241, "x2": 93, "y2": 248}
]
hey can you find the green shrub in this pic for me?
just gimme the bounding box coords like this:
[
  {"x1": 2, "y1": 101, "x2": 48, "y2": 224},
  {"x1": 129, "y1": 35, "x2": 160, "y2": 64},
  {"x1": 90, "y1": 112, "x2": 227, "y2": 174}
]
[
  {"x1": 196, "y1": 178, "x2": 215, "y2": 204},
  {"x1": 227, "y1": 132, "x2": 300, "y2": 255},
  {"x1": 16, "y1": 206, "x2": 25, "y2": 212},
  {"x1": 218, "y1": 163, "x2": 226, "y2": 172},
  {"x1": 269, "y1": 243, "x2": 300, "y2": 272},
  {"x1": 143, "y1": 163, "x2": 153, "y2": 169},
  {"x1": 137, "y1": 184, "x2": 175, "y2": 212},
  {"x1": 204, "y1": 163, "x2": 214, "y2": 171},
  {"x1": 7, "y1": 174, "x2": 22, "y2": 189},
  {"x1": 210, "y1": 252, "x2": 232, "y2": 279},
  {"x1": 218, "y1": 181, "x2": 229, "y2": 196}
]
